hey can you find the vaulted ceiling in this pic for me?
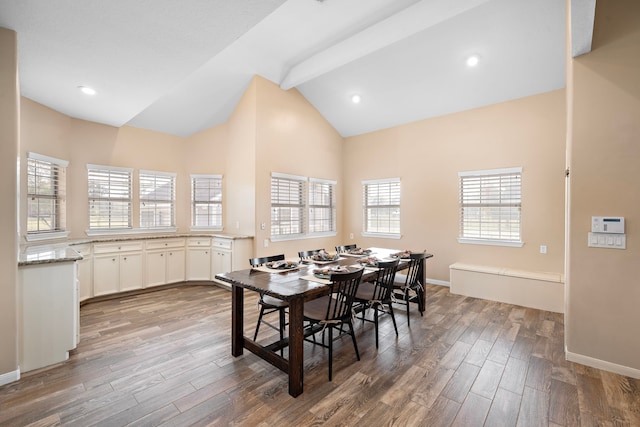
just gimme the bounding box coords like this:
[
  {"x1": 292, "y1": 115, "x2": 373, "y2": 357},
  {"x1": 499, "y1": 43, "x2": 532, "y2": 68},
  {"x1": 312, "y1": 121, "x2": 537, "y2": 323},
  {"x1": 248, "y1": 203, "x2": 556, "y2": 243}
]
[{"x1": 0, "y1": 0, "x2": 593, "y2": 138}]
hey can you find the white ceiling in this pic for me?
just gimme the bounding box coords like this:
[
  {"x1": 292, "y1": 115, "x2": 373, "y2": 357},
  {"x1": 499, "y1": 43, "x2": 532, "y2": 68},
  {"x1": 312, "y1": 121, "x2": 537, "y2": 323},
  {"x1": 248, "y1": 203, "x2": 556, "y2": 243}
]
[{"x1": 0, "y1": 0, "x2": 589, "y2": 138}]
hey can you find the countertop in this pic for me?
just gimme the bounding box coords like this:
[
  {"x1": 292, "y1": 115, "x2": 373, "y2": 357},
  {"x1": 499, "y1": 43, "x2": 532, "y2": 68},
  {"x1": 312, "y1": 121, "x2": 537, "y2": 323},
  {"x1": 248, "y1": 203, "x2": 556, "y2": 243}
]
[{"x1": 19, "y1": 232, "x2": 254, "y2": 266}]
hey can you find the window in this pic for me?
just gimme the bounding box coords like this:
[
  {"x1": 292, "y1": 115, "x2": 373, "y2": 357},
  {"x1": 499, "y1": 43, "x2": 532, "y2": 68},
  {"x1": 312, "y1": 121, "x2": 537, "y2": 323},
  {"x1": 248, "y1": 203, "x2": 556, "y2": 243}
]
[
  {"x1": 308, "y1": 178, "x2": 336, "y2": 234},
  {"x1": 458, "y1": 167, "x2": 522, "y2": 246},
  {"x1": 87, "y1": 164, "x2": 132, "y2": 230},
  {"x1": 271, "y1": 173, "x2": 306, "y2": 238},
  {"x1": 26, "y1": 152, "x2": 68, "y2": 239},
  {"x1": 140, "y1": 170, "x2": 176, "y2": 229},
  {"x1": 191, "y1": 174, "x2": 222, "y2": 230},
  {"x1": 362, "y1": 178, "x2": 401, "y2": 237}
]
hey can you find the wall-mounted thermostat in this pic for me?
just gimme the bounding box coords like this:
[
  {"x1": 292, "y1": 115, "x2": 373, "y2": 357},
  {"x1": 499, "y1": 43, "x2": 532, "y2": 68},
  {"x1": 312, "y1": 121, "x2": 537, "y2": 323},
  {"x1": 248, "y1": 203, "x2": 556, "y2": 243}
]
[
  {"x1": 591, "y1": 216, "x2": 625, "y2": 233},
  {"x1": 589, "y1": 216, "x2": 626, "y2": 249}
]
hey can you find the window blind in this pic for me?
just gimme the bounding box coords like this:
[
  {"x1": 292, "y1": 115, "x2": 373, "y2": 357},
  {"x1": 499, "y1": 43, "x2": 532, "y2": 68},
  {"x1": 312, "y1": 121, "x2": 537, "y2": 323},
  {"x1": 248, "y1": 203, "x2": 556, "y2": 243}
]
[
  {"x1": 87, "y1": 164, "x2": 132, "y2": 229},
  {"x1": 362, "y1": 178, "x2": 401, "y2": 234},
  {"x1": 271, "y1": 174, "x2": 306, "y2": 237},
  {"x1": 191, "y1": 174, "x2": 222, "y2": 228},
  {"x1": 308, "y1": 178, "x2": 336, "y2": 233},
  {"x1": 140, "y1": 170, "x2": 176, "y2": 228},
  {"x1": 26, "y1": 153, "x2": 68, "y2": 234},
  {"x1": 459, "y1": 168, "x2": 522, "y2": 242}
]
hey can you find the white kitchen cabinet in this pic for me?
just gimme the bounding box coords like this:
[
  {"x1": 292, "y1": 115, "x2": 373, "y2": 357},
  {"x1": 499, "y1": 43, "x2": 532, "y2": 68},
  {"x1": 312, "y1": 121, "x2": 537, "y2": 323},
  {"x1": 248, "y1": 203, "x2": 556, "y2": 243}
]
[
  {"x1": 186, "y1": 237, "x2": 212, "y2": 280},
  {"x1": 145, "y1": 238, "x2": 186, "y2": 287},
  {"x1": 211, "y1": 236, "x2": 253, "y2": 286},
  {"x1": 93, "y1": 241, "x2": 144, "y2": 296},
  {"x1": 74, "y1": 244, "x2": 92, "y2": 302}
]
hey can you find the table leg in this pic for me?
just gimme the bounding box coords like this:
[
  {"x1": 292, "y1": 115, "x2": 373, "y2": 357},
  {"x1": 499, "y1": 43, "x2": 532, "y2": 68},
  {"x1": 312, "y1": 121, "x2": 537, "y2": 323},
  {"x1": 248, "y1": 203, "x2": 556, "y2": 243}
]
[
  {"x1": 231, "y1": 284, "x2": 244, "y2": 357},
  {"x1": 288, "y1": 296, "x2": 304, "y2": 397}
]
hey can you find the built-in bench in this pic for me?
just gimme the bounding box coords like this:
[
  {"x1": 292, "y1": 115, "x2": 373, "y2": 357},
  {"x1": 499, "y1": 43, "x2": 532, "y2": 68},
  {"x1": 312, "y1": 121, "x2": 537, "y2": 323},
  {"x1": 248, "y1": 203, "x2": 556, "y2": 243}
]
[{"x1": 449, "y1": 263, "x2": 564, "y2": 313}]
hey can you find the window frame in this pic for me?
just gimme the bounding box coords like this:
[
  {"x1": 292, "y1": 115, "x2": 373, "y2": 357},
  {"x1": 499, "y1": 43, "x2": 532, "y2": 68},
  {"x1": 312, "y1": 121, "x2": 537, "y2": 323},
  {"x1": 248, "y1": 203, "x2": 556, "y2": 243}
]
[
  {"x1": 458, "y1": 167, "x2": 523, "y2": 247},
  {"x1": 270, "y1": 172, "x2": 307, "y2": 241},
  {"x1": 362, "y1": 177, "x2": 401, "y2": 239},
  {"x1": 190, "y1": 174, "x2": 223, "y2": 231},
  {"x1": 86, "y1": 164, "x2": 133, "y2": 234},
  {"x1": 308, "y1": 177, "x2": 337, "y2": 237},
  {"x1": 139, "y1": 170, "x2": 177, "y2": 230},
  {"x1": 25, "y1": 152, "x2": 69, "y2": 241}
]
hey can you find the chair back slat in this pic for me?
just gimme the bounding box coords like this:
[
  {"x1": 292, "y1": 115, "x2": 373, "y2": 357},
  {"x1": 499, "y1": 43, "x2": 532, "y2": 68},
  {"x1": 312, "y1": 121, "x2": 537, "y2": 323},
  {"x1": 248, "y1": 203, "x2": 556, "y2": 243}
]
[
  {"x1": 335, "y1": 244, "x2": 357, "y2": 253},
  {"x1": 298, "y1": 249, "x2": 324, "y2": 260},
  {"x1": 403, "y1": 252, "x2": 427, "y2": 287},
  {"x1": 325, "y1": 268, "x2": 363, "y2": 321},
  {"x1": 249, "y1": 254, "x2": 285, "y2": 267},
  {"x1": 370, "y1": 259, "x2": 400, "y2": 302}
]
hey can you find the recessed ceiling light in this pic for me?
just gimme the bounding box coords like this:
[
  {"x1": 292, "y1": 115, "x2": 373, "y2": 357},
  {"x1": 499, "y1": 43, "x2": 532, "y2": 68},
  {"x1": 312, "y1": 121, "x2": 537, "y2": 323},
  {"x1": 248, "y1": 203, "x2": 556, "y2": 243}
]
[
  {"x1": 466, "y1": 55, "x2": 479, "y2": 67},
  {"x1": 78, "y1": 86, "x2": 96, "y2": 95},
  {"x1": 351, "y1": 94, "x2": 361, "y2": 104}
]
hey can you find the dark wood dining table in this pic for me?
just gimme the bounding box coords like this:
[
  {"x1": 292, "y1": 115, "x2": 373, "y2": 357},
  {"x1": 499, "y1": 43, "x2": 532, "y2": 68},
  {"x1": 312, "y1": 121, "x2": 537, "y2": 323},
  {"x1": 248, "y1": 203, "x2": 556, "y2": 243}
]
[{"x1": 214, "y1": 247, "x2": 432, "y2": 397}]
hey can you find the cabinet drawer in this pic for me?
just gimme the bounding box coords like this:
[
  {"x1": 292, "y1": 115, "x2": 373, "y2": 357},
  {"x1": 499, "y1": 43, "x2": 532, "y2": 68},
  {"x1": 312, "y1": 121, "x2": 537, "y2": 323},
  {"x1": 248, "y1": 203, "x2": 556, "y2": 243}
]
[
  {"x1": 212, "y1": 238, "x2": 232, "y2": 250},
  {"x1": 187, "y1": 237, "x2": 211, "y2": 247},
  {"x1": 93, "y1": 241, "x2": 143, "y2": 254},
  {"x1": 146, "y1": 238, "x2": 185, "y2": 250}
]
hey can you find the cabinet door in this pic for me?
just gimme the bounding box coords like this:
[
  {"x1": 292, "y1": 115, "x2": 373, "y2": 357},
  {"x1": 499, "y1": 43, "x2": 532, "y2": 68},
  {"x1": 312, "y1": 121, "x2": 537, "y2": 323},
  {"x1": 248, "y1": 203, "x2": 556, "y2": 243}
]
[
  {"x1": 93, "y1": 255, "x2": 120, "y2": 296},
  {"x1": 166, "y1": 249, "x2": 186, "y2": 284},
  {"x1": 187, "y1": 248, "x2": 211, "y2": 280},
  {"x1": 120, "y1": 253, "x2": 143, "y2": 292},
  {"x1": 146, "y1": 251, "x2": 166, "y2": 287},
  {"x1": 212, "y1": 250, "x2": 232, "y2": 277},
  {"x1": 77, "y1": 257, "x2": 92, "y2": 301}
]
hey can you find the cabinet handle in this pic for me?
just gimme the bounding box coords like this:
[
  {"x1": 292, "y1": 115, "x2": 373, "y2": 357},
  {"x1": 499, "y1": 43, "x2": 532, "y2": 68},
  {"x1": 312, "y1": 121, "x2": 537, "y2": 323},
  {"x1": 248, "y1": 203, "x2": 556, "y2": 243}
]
[
  {"x1": 112, "y1": 258, "x2": 116, "y2": 262},
  {"x1": 123, "y1": 257, "x2": 127, "y2": 261},
  {"x1": 160, "y1": 253, "x2": 164, "y2": 257}
]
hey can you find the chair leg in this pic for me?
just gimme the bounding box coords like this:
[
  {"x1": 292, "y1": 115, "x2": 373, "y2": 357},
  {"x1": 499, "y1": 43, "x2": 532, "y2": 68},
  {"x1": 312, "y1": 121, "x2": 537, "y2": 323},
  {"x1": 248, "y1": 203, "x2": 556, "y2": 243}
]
[
  {"x1": 328, "y1": 325, "x2": 333, "y2": 381},
  {"x1": 374, "y1": 306, "x2": 379, "y2": 349},
  {"x1": 405, "y1": 288, "x2": 411, "y2": 327},
  {"x1": 346, "y1": 320, "x2": 360, "y2": 360},
  {"x1": 388, "y1": 302, "x2": 398, "y2": 336},
  {"x1": 253, "y1": 305, "x2": 265, "y2": 340}
]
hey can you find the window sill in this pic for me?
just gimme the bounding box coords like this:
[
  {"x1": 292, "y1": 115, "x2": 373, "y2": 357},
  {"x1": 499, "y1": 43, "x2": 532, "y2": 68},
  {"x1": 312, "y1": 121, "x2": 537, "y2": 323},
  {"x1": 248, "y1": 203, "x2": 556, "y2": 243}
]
[
  {"x1": 361, "y1": 232, "x2": 401, "y2": 239},
  {"x1": 25, "y1": 231, "x2": 70, "y2": 242},
  {"x1": 190, "y1": 226, "x2": 223, "y2": 232},
  {"x1": 270, "y1": 231, "x2": 337, "y2": 242},
  {"x1": 457, "y1": 238, "x2": 524, "y2": 248},
  {"x1": 85, "y1": 227, "x2": 177, "y2": 237}
]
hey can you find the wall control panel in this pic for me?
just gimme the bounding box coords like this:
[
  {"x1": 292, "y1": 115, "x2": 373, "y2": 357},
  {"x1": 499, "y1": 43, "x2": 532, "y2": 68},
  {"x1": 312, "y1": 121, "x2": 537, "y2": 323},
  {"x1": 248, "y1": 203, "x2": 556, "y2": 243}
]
[{"x1": 589, "y1": 216, "x2": 626, "y2": 249}]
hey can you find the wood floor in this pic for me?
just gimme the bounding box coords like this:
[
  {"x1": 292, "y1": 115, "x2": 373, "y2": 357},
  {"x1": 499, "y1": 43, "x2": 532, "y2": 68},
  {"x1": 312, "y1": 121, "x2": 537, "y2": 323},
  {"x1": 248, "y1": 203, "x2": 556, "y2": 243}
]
[{"x1": 1, "y1": 284, "x2": 638, "y2": 426}]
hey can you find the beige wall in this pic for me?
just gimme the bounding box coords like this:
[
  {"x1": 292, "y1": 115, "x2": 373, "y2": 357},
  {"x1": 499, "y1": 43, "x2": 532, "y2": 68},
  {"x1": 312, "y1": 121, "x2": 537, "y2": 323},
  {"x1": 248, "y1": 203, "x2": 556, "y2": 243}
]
[
  {"x1": 567, "y1": 0, "x2": 640, "y2": 372},
  {"x1": 0, "y1": 27, "x2": 19, "y2": 377},
  {"x1": 253, "y1": 76, "x2": 344, "y2": 260},
  {"x1": 19, "y1": 99, "x2": 189, "y2": 239},
  {"x1": 343, "y1": 90, "x2": 567, "y2": 282}
]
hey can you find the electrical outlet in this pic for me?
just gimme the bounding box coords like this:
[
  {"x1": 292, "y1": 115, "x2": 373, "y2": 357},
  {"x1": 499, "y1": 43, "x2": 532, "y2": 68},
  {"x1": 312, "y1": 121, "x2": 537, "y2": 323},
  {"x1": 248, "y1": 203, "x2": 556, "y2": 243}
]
[
  {"x1": 540, "y1": 245, "x2": 547, "y2": 254},
  {"x1": 264, "y1": 239, "x2": 269, "y2": 248},
  {"x1": 349, "y1": 233, "x2": 354, "y2": 239}
]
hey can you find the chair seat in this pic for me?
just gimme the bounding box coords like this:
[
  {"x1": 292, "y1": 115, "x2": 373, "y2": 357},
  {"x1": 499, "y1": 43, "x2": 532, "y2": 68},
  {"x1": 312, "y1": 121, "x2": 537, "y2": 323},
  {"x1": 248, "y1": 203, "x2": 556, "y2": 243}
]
[
  {"x1": 354, "y1": 281, "x2": 377, "y2": 300},
  {"x1": 261, "y1": 295, "x2": 288, "y2": 308},
  {"x1": 393, "y1": 273, "x2": 407, "y2": 287},
  {"x1": 303, "y1": 296, "x2": 333, "y2": 321}
]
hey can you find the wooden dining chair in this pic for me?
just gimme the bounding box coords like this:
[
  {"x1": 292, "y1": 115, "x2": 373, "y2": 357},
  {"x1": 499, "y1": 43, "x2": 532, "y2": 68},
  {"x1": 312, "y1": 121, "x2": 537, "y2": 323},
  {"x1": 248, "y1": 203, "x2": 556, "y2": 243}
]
[
  {"x1": 353, "y1": 258, "x2": 400, "y2": 349},
  {"x1": 303, "y1": 268, "x2": 364, "y2": 381},
  {"x1": 392, "y1": 251, "x2": 429, "y2": 327},
  {"x1": 298, "y1": 249, "x2": 324, "y2": 260},
  {"x1": 335, "y1": 244, "x2": 357, "y2": 253},
  {"x1": 249, "y1": 254, "x2": 288, "y2": 348}
]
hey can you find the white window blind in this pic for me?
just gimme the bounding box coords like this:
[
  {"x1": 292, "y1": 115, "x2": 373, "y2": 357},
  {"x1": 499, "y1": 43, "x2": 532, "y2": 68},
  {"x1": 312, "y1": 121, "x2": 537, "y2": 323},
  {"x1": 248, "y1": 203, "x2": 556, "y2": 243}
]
[
  {"x1": 140, "y1": 170, "x2": 176, "y2": 228},
  {"x1": 26, "y1": 152, "x2": 68, "y2": 234},
  {"x1": 191, "y1": 174, "x2": 222, "y2": 229},
  {"x1": 459, "y1": 167, "x2": 522, "y2": 243},
  {"x1": 308, "y1": 178, "x2": 336, "y2": 234},
  {"x1": 363, "y1": 178, "x2": 401, "y2": 235},
  {"x1": 87, "y1": 164, "x2": 132, "y2": 230},
  {"x1": 271, "y1": 173, "x2": 306, "y2": 237}
]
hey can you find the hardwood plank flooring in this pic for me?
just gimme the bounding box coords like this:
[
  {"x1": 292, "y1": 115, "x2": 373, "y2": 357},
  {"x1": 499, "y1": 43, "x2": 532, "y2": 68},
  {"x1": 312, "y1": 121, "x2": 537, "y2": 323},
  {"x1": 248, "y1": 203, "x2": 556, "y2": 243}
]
[{"x1": 1, "y1": 284, "x2": 639, "y2": 426}]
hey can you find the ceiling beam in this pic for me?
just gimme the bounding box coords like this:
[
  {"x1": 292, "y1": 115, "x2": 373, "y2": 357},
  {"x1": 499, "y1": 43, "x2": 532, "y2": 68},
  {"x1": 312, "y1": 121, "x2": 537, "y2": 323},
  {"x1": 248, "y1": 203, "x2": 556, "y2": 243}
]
[
  {"x1": 571, "y1": 0, "x2": 596, "y2": 57},
  {"x1": 280, "y1": 0, "x2": 492, "y2": 90}
]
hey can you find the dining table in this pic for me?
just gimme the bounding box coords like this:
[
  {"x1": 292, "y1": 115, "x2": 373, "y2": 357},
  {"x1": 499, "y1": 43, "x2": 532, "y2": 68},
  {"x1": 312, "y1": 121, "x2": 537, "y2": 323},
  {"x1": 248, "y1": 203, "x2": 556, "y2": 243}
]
[{"x1": 214, "y1": 247, "x2": 432, "y2": 397}]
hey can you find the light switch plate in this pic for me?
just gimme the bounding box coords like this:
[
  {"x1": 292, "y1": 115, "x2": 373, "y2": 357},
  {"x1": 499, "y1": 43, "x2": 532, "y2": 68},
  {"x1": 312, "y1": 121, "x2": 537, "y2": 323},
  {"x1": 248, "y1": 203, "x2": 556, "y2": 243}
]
[{"x1": 588, "y1": 232, "x2": 626, "y2": 249}]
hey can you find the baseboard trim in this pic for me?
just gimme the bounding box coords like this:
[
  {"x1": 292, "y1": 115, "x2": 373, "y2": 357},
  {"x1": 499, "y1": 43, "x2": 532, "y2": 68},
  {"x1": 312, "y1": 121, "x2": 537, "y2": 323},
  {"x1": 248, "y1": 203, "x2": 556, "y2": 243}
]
[
  {"x1": 566, "y1": 350, "x2": 640, "y2": 379},
  {"x1": 0, "y1": 368, "x2": 20, "y2": 387},
  {"x1": 427, "y1": 277, "x2": 450, "y2": 287}
]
